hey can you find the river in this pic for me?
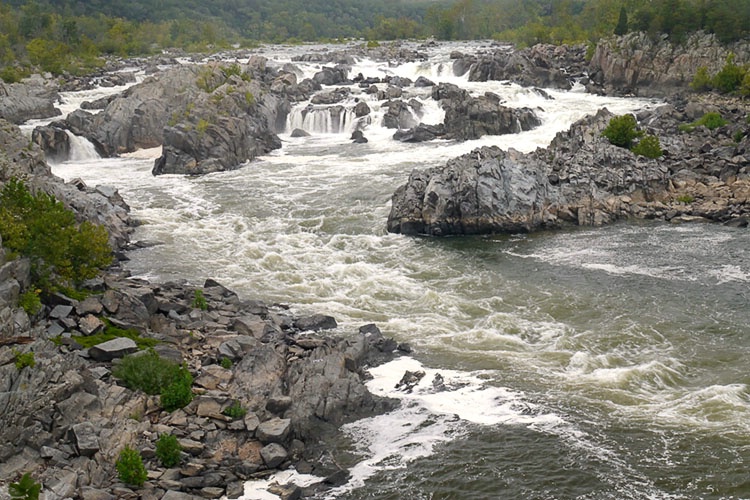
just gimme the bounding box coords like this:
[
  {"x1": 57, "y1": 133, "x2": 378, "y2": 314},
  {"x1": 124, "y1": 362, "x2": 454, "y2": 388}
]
[{"x1": 47, "y1": 41, "x2": 750, "y2": 500}]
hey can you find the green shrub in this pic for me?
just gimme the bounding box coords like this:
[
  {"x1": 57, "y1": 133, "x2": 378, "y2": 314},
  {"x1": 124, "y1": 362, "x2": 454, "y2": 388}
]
[
  {"x1": 9, "y1": 472, "x2": 41, "y2": 500},
  {"x1": 690, "y1": 66, "x2": 713, "y2": 92},
  {"x1": 220, "y1": 357, "x2": 233, "y2": 369},
  {"x1": 160, "y1": 365, "x2": 193, "y2": 412},
  {"x1": 18, "y1": 289, "x2": 42, "y2": 315},
  {"x1": 602, "y1": 114, "x2": 642, "y2": 149},
  {"x1": 192, "y1": 289, "x2": 208, "y2": 310},
  {"x1": 116, "y1": 446, "x2": 148, "y2": 487},
  {"x1": 0, "y1": 179, "x2": 112, "y2": 295},
  {"x1": 196, "y1": 118, "x2": 210, "y2": 136},
  {"x1": 155, "y1": 434, "x2": 182, "y2": 467},
  {"x1": 676, "y1": 194, "x2": 695, "y2": 204},
  {"x1": 66, "y1": 319, "x2": 158, "y2": 350},
  {"x1": 222, "y1": 400, "x2": 247, "y2": 420},
  {"x1": 13, "y1": 350, "x2": 35, "y2": 370},
  {"x1": 113, "y1": 351, "x2": 184, "y2": 396},
  {"x1": 712, "y1": 53, "x2": 746, "y2": 94},
  {"x1": 734, "y1": 130, "x2": 746, "y2": 143},
  {"x1": 631, "y1": 134, "x2": 663, "y2": 158},
  {"x1": 680, "y1": 112, "x2": 728, "y2": 133}
]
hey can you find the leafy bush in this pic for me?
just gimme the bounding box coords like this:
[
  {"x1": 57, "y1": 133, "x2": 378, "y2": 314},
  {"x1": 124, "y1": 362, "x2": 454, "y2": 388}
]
[
  {"x1": 679, "y1": 112, "x2": 728, "y2": 132},
  {"x1": 690, "y1": 66, "x2": 712, "y2": 92},
  {"x1": 116, "y1": 446, "x2": 148, "y2": 487},
  {"x1": 602, "y1": 114, "x2": 642, "y2": 149},
  {"x1": 160, "y1": 366, "x2": 193, "y2": 412},
  {"x1": 155, "y1": 434, "x2": 182, "y2": 467},
  {"x1": 192, "y1": 289, "x2": 208, "y2": 310},
  {"x1": 676, "y1": 194, "x2": 695, "y2": 204},
  {"x1": 631, "y1": 135, "x2": 663, "y2": 158},
  {"x1": 0, "y1": 179, "x2": 112, "y2": 294},
  {"x1": 9, "y1": 472, "x2": 41, "y2": 500},
  {"x1": 113, "y1": 351, "x2": 185, "y2": 396},
  {"x1": 712, "y1": 54, "x2": 746, "y2": 94},
  {"x1": 18, "y1": 289, "x2": 42, "y2": 315},
  {"x1": 220, "y1": 357, "x2": 233, "y2": 369},
  {"x1": 13, "y1": 350, "x2": 35, "y2": 370},
  {"x1": 222, "y1": 400, "x2": 247, "y2": 420}
]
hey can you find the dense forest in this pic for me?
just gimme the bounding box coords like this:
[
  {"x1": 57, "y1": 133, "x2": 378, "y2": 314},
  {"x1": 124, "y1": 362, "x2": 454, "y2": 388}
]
[{"x1": 0, "y1": 0, "x2": 749, "y2": 81}]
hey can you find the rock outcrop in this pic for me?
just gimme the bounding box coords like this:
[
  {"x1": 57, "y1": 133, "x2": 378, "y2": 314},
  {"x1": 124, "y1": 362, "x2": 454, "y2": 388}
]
[
  {"x1": 452, "y1": 44, "x2": 588, "y2": 90},
  {"x1": 588, "y1": 31, "x2": 750, "y2": 97},
  {"x1": 0, "y1": 78, "x2": 61, "y2": 124},
  {"x1": 0, "y1": 272, "x2": 400, "y2": 499},
  {"x1": 388, "y1": 98, "x2": 750, "y2": 236}
]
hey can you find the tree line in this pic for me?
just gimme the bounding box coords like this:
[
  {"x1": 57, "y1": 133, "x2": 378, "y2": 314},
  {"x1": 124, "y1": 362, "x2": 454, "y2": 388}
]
[{"x1": 0, "y1": 0, "x2": 748, "y2": 81}]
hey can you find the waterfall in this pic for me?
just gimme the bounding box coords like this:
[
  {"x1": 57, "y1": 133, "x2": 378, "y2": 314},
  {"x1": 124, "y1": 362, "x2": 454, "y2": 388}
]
[
  {"x1": 66, "y1": 131, "x2": 100, "y2": 162},
  {"x1": 286, "y1": 105, "x2": 359, "y2": 134}
]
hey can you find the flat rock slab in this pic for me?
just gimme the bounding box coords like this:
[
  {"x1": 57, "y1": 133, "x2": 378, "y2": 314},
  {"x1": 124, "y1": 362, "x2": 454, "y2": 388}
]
[
  {"x1": 256, "y1": 417, "x2": 291, "y2": 444},
  {"x1": 88, "y1": 337, "x2": 138, "y2": 361},
  {"x1": 72, "y1": 422, "x2": 99, "y2": 457},
  {"x1": 294, "y1": 314, "x2": 337, "y2": 332}
]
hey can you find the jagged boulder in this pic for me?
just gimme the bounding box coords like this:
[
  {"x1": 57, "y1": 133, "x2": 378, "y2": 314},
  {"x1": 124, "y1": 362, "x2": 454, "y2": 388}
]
[
  {"x1": 0, "y1": 79, "x2": 61, "y2": 124},
  {"x1": 433, "y1": 83, "x2": 541, "y2": 140},
  {"x1": 387, "y1": 146, "x2": 557, "y2": 236},
  {"x1": 461, "y1": 44, "x2": 586, "y2": 89}
]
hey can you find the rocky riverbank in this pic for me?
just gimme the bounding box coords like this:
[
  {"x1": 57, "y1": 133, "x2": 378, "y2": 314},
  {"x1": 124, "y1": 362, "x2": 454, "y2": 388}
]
[{"x1": 0, "y1": 118, "x2": 408, "y2": 499}]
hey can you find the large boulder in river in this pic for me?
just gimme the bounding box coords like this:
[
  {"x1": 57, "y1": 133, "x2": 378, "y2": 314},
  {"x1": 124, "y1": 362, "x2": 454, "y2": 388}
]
[
  {"x1": 151, "y1": 63, "x2": 291, "y2": 175},
  {"x1": 387, "y1": 146, "x2": 557, "y2": 236},
  {"x1": 0, "y1": 79, "x2": 61, "y2": 124},
  {"x1": 433, "y1": 83, "x2": 541, "y2": 140},
  {"x1": 387, "y1": 108, "x2": 675, "y2": 236}
]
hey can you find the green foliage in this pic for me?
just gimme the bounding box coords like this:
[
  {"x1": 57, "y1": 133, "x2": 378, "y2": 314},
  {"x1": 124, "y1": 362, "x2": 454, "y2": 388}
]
[
  {"x1": 614, "y1": 7, "x2": 628, "y2": 36},
  {"x1": 160, "y1": 366, "x2": 193, "y2": 411},
  {"x1": 13, "y1": 350, "x2": 35, "y2": 370},
  {"x1": 220, "y1": 357, "x2": 233, "y2": 369},
  {"x1": 222, "y1": 400, "x2": 247, "y2": 420},
  {"x1": 0, "y1": 179, "x2": 112, "y2": 295},
  {"x1": 602, "y1": 114, "x2": 643, "y2": 149},
  {"x1": 244, "y1": 91, "x2": 255, "y2": 108},
  {"x1": 733, "y1": 130, "x2": 746, "y2": 143},
  {"x1": 679, "y1": 112, "x2": 728, "y2": 132},
  {"x1": 676, "y1": 194, "x2": 695, "y2": 204},
  {"x1": 155, "y1": 434, "x2": 182, "y2": 467},
  {"x1": 68, "y1": 318, "x2": 158, "y2": 350},
  {"x1": 366, "y1": 40, "x2": 381, "y2": 48},
  {"x1": 192, "y1": 289, "x2": 208, "y2": 310},
  {"x1": 690, "y1": 66, "x2": 713, "y2": 92},
  {"x1": 116, "y1": 446, "x2": 148, "y2": 487},
  {"x1": 9, "y1": 472, "x2": 41, "y2": 500},
  {"x1": 18, "y1": 289, "x2": 42, "y2": 315},
  {"x1": 712, "y1": 54, "x2": 746, "y2": 94},
  {"x1": 196, "y1": 118, "x2": 210, "y2": 136},
  {"x1": 113, "y1": 351, "x2": 184, "y2": 396},
  {"x1": 631, "y1": 134, "x2": 663, "y2": 158}
]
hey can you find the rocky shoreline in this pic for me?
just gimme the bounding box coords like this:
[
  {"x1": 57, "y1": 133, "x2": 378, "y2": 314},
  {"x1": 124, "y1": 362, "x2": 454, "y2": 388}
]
[{"x1": 0, "y1": 116, "x2": 407, "y2": 499}]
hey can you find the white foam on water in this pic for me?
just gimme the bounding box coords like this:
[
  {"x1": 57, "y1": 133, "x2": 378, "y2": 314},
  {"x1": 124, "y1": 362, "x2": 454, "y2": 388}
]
[
  {"x1": 326, "y1": 357, "x2": 564, "y2": 496},
  {"x1": 232, "y1": 470, "x2": 321, "y2": 500}
]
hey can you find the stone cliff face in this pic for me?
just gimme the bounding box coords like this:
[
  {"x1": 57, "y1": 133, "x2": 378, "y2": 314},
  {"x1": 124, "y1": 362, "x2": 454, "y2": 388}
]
[{"x1": 588, "y1": 32, "x2": 750, "y2": 97}]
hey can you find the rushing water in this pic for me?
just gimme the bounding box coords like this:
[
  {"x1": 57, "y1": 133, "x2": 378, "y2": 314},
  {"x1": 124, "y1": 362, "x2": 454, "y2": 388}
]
[{"x1": 47, "y1": 42, "x2": 750, "y2": 499}]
